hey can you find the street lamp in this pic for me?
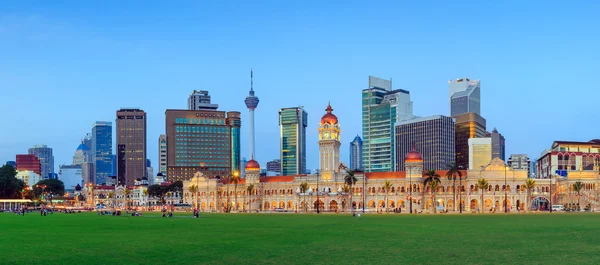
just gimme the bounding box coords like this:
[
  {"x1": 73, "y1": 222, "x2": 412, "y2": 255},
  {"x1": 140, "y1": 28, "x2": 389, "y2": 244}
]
[
  {"x1": 504, "y1": 163, "x2": 507, "y2": 213},
  {"x1": 316, "y1": 169, "x2": 320, "y2": 214}
]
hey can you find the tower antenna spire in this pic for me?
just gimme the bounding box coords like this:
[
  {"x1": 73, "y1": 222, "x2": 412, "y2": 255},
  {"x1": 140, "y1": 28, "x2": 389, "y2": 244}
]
[{"x1": 250, "y1": 68, "x2": 254, "y2": 92}]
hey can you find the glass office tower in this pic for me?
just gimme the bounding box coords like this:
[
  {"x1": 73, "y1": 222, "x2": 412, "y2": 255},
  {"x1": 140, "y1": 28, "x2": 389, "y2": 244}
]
[
  {"x1": 279, "y1": 107, "x2": 307, "y2": 176},
  {"x1": 92, "y1": 121, "x2": 113, "y2": 185}
]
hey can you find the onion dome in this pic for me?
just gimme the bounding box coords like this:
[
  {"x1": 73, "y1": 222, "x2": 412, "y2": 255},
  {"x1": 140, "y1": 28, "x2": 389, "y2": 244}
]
[
  {"x1": 245, "y1": 159, "x2": 260, "y2": 171},
  {"x1": 320, "y1": 102, "x2": 338, "y2": 125},
  {"x1": 405, "y1": 146, "x2": 423, "y2": 163}
]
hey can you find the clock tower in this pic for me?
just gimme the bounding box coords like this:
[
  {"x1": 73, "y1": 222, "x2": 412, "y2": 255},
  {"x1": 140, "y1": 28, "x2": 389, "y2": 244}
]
[{"x1": 318, "y1": 102, "x2": 341, "y2": 181}]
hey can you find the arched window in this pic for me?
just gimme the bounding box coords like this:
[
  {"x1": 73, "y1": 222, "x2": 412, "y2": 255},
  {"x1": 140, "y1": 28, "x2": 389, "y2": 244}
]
[
  {"x1": 401, "y1": 187, "x2": 405, "y2": 193},
  {"x1": 495, "y1": 185, "x2": 500, "y2": 191}
]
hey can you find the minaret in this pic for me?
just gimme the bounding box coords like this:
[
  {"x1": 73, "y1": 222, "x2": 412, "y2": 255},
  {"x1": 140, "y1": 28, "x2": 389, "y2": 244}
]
[{"x1": 244, "y1": 69, "x2": 260, "y2": 159}]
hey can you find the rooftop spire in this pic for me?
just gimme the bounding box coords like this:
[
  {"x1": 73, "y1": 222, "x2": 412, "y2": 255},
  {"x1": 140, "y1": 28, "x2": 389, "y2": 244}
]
[{"x1": 250, "y1": 68, "x2": 254, "y2": 92}]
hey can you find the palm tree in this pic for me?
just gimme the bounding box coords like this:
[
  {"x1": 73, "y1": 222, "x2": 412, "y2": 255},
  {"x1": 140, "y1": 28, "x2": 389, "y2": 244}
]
[
  {"x1": 475, "y1": 178, "x2": 489, "y2": 213},
  {"x1": 188, "y1": 184, "x2": 198, "y2": 208},
  {"x1": 231, "y1": 174, "x2": 241, "y2": 212},
  {"x1": 143, "y1": 189, "x2": 149, "y2": 210},
  {"x1": 246, "y1": 184, "x2": 255, "y2": 213},
  {"x1": 573, "y1": 181, "x2": 584, "y2": 211},
  {"x1": 524, "y1": 178, "x2": 536, "y2": 212},
  {"x1": 341, "y1": 184, "x2": 351, "y2": 212},
  {"x1": 426, "y1": 180, "x2": 441, "y2": 213},
  {"x1": 383, "y1": 180, "x2": 393, "y2": 213},
  {"x1": 299, "y1": 182, "x2": 309, "y2": 213},
  {"x1": 125, "y1": 189, "x2": 131, "y2": 210},
  {"x1": 222, "y1": 176, "x2": 231, "y2": 212},
  {"x1": 424, "y1": 170, "x2": 441, "y2": 212},
  {"x1": 107, "y1": 191, "x2": 115, "y2": 209},
  {"x1": 446, "y1": 162, "x2": 463, "y2": 212},
  {"x1": 344, "y1": 169, "x2": 358, "y2": 211}
]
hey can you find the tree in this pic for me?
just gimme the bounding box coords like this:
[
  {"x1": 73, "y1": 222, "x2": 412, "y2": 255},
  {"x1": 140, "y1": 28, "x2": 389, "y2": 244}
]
[
  {"x1": 423, "y1": 170, "x2": 441, "y2": 212},
  {"x1": 341, "y1": 185, "x2": 351, "y2": 212},
  {"x1": 299, "y1": 182, "x2": 309, "y2": 213},
  {"x1": 524, "y1": 178, "x2": 536, "y2": 212},
  {"x1": 446, "y1": 162, "x2": 463, "y2": 212},
  {"x1": 344, "y1": 169, "x2": 357, "y2": 212},
  {"x1": 426, "y1": 180, "x2": 441, "y2": 213},
  {"x1": 231, "y1": 174, "x2": 241, "y2": 212},
  {"x1": 475, "y1": 178, "x2": 489, "y2": 213},
  {"x1": 222, "y1": 176, "x2": 231, "y2": 212},
  {"x1": 143, "y1": 189, "x2": 149, "y2": 210},
  {"x1": 33, "y1": 179, "x2": 65, "y2": 204},
  {"x1": 246, "y1": 184, "x2": 254, "y2": 213},
  {"x1": 573, "y1": 181, "x2": 584, "y2": 211},
  {"x1": 188, "y1": 184, "x2": 198, "y2": 208},
  {"x1": 147, "y1": 184, "x2": 165, "y2": 205},
  {"x1": 383, "y1": 180, "x2": 393, "y2": 213},
  {"x1": 0, "y1": 165, "x2": 25, "y2": 198},
  {"x1": 125, "y1": 188, "x2": 131, "y2": 209}
]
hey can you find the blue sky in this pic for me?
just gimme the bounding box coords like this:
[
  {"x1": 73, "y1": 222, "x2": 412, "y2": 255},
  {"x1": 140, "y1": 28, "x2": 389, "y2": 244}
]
[{"x1": 1, "y1": 0, "x2": 599, "y2": 172}]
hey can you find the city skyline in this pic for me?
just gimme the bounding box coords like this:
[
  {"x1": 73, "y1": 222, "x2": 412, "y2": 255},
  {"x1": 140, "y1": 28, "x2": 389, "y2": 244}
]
[{"x1": 1, "y1": 1, "x2": 599, "y2": 173}]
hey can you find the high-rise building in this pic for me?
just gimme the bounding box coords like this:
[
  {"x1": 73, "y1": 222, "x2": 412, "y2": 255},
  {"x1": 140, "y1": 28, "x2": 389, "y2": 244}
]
[
  {"x1": 159, "y1": 134, "x2": 167, "y2": 177},
  {"x1": 188, "y1": 90, "x2": 218, "y2": 110},
  {"x1": 112, "y1": 154, "x2": 117, "y2": 176},
  {"x1": 165, "y1": 109, "x2": 241, "y2": 181},
  {"x1": 486, "y1": 128, "x2": 506, "y2": 161},
  {"x1": 279, "y1": 107, "x2": 308, "y2": 176},
  {"x1": 58, "y1": 165, "x2": 83, "y2": 191},
  {"x1": 244, "y1": 69, "x2": 260, "y2": 159},
  {"x1": 318, "y1": 103, "x2": 341, "y2": 181},
  {"x1": 82, "y1": 133, "x2": 92, "y2": 150},
  {"x1": 16, "y1": 170, "x2": 40, "y2": 187},
  {"x1": 453, "y1": 112, "x2": 486, "y2": 170},
  {"x1": 266, "y1": 159, "x2": 281, "y2": 174},
  {"x1": 116, "y1": 108, "x2": 147, "y2": 186},
  {"x1": 395, "y1": 115, "x2": 455, "y2": 171},
  {"x1": 449, "y1": 78, "x2": 481, "y2": 116},
  {"x1": 508, "y1": 154, "x2": 530, "y2": 176},
  {"x1": 73, "y1": 142, "x2": 94, "y2": 185},
  {"x1": 28, "y1": 145, "x2": 54, "y2": 178},
  {"x1": 349, "y1": 135, "x2": 363, "y2": 171},
  {"x1": 362, "y1": 76, "x2": 414, "y2": 172},
  {"x1": 92, "y1": 121, "x2": 113, "y2": 185},
  {"x1": 468, "y1": 138, "x2": 492, "y2": 170},
  {"x1": 16, "y1": 154, "x2": 41, "y2": 175}
]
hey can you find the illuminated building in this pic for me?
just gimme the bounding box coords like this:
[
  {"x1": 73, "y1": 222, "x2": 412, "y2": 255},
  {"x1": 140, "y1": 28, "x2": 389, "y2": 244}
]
[
  {"x1": 453, "y1": 112, "x2": 486, "y2": 170},
  {"x1": 165, "y1": 109, "x2": 241, "y2": 181},
  {"x1": 318, "y1": 103, "x2": 341, "y2": 181},
  {"x1": 16, "y1": 154, "x2": 41, "y2": 175},
  {"x1": 279, "y1": 107, "x2": 307, "y2": 176},
  {"x1": 116, "y1": 108, "x2": 147, "y2": 186},
  {"x1": 395, "y1": 115, "x2": 455, "y2": 171}
]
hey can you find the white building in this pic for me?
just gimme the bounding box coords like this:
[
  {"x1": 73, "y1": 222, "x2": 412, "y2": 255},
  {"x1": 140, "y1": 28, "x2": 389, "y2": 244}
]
[
  {"x1": 16, "y1": 170, "x2": 40, "y2": 187},
  {"x1": 188, "y1": 90, "x2": 218, "y2": 110},
  {"x1": 59, "y1": 165, "x2": 83, "y2": 191},
  {"x1": 469, "y1": 138, "x2": 492, "y2": 170},
  {"x1": 158, "y1": 134, "x2": 167, "y2": 177}
]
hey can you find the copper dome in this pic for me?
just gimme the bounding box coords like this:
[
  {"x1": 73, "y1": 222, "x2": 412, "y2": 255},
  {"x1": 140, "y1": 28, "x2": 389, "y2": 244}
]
[
  {"x1": 320, "y1": 102, "x2": 338, "y2": 125},
  {"x1": 405, "y1": 148, "x2": 423, "y2": 163},
  {"x1": 245, "y1": 159, "x2": 260, "y2": 170}
]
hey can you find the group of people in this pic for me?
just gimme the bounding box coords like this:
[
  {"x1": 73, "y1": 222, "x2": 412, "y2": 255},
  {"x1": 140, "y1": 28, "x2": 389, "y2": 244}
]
[
  {"x1": 193, "y1": 208, "x2": 199, "y2": 218},
  {"x1": 161, "y1": 208, "x2": 173, "y2": 217}
]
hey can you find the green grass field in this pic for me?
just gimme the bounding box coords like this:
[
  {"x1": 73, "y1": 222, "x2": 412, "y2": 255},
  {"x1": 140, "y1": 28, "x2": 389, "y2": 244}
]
[{"x1": 1, "y1": 212, "x2": 599, "y2": 265}]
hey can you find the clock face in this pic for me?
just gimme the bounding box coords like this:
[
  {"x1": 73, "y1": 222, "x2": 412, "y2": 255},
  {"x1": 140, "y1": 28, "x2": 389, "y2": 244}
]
[{"x1": 323, "y1": 132, "x2": 330, "y2": 139}]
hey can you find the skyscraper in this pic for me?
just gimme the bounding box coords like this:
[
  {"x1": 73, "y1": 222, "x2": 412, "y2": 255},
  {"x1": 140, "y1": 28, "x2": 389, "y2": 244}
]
[
  {"x1": 266, "y1": 159, "x2": 281, "y2": 175},
  {"x1": 362, "y1": 76, "x2": 414, "y2": 172},
  {"x1": 116, "y1": 108, "x2": 147, "y2": 186},
  {"x1": 349, "y1": 135, "x2": 363, "y2": 171},
  {"x1": 92, "y1": 121, "x2": 112, "y2": 185},
  {"x1": 73, "y1": 143, "x2": 91, "y2": 165},
  {"x1": 486, "y1": 128, "x2": 506, "y2": 161},
  {"x1": 188, "y1": 90, "x2": 218, "y2": 110},
  {"x1": 28, "y1": 145, "x2": 54, "y2": 178},
  {"x1": 244, "y1": 69, "x2": 260, "y2": 159},
  {"x1": 158, "y1": 134, "x2": 167, "y2": 177},
  {"x1": 165, "y1": 109, "x2": 241, "y2": 181},
  {"x1": 279, "y1": 107, "x2": 307, "y2": 176},
  {"x1": 508, "y1": 154, "x2": 530, "y2": 176},
  {"x1": 58, "y1": 164, "x2": 83, "y2": 191},
  {"x1": 449, "y1": 78, "x2": 481, "y2": 116},
  {"x1": 395, "y1": 115, "x2": 456, "y2": 171},
  {"x1": 318, "y1": 103, "x2": 341, "y2": 181},
  {"x1": 453, "y1": 112, "x2": 486, "y2": 170}
]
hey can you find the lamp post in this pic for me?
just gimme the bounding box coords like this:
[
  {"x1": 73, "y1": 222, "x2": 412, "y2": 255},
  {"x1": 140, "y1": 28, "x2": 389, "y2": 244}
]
[
  {"x1": 409, "y1": 170, "x2": 413, "y2": 214},
  {"x1": 503, "y1": 163, "x2": 508, "y2": 213},
  {"x1": 458, "y1": 166, "x2": 464, "y2": 214},
  {"x1": 362, "y1": 172, "x2": 366, "y2": 214},
  {"x1": 316, "y1": 169, "x2": 320, "y2": 214}
]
